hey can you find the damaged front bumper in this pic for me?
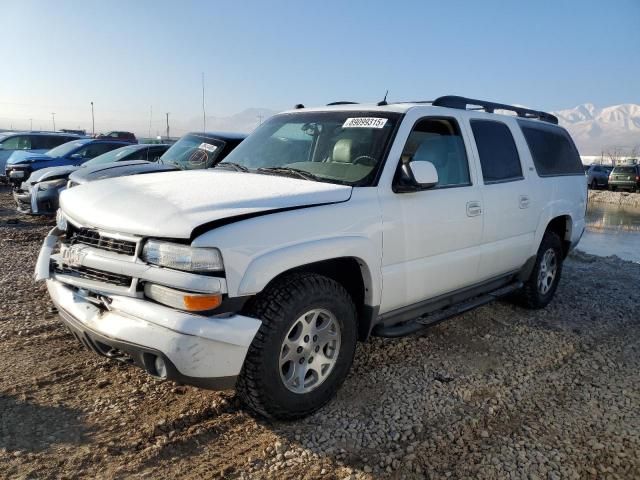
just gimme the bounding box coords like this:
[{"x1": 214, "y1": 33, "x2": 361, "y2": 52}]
[{"x1": 36, "y1": 227, "x2": 261, "y2": 389}]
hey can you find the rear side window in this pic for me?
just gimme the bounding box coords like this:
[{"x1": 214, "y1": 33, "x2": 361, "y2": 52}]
[
  {"x1": 518, "y1": 122, "x2": 583, "y2": 176},
  {"x1": 2, "y1": 135, "x2": 31, "y2": 150},
  {"x1": 470, "y1": 120, "x2": 522, "y2": 183}
]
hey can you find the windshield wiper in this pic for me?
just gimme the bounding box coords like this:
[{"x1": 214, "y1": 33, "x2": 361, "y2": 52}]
[
  {"x1": 256, "y1": 166, "x2": 321, "y2": 182},
  {"x1": 216, "y1": 162, "x2": 249, "y2": 172}
]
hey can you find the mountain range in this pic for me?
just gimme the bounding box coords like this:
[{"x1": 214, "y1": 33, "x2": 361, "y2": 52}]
[
  {"x1": 553, "y1": 103, "x2": 640, "y2": 155},
  {"x1": 186, "y1": 103, "x2": 640, "y2": 156}
]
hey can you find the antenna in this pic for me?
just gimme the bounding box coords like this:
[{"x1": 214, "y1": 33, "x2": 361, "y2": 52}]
[
  {"x1": 377, "y1": 90, "x2": 389, "y2": 106},
  {"x1": 201, "y1": 72, "x2": 206, "y2": 132}
]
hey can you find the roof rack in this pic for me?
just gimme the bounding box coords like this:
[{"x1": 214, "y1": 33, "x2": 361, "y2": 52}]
[
  {"x1": 326, "y1": 101, "x2": 359, "y2": 106},
  {"x1": 432, "y1": 95, "x2": 558, "y2": 125}
]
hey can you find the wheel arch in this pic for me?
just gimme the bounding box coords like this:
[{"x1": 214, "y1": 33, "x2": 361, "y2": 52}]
[{"x1": 237, "y1": 239, "x2": 381, "y2": 342}]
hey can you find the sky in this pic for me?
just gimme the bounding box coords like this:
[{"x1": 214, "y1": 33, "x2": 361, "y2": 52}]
[{"x1": 1, "y1": 0, "x2": 639, "y2": 136}]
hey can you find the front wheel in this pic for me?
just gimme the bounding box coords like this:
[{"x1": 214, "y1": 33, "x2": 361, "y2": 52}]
[
  {"x1": 237, "y1": 273, "x2": 357, "y2": 419},
  {"x1": 518, "y1": 231, "x2": 564, "y2": 309}
]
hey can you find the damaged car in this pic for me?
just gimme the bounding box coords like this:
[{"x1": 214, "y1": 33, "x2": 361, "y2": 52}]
[
  {"x1": 14, "y1": 143, "x2": 171, "y2": 215},
  {"x1": 67, "y1": 131, "x2": 246, "y2": 187},
  {"x1": 5, "y1": 138, "x2": 128, "y2": 188}
]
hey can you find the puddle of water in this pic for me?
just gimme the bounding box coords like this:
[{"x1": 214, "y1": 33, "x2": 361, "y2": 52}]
[{"x1": 576, "y1": 202, "x2": 640, "y2": 263}]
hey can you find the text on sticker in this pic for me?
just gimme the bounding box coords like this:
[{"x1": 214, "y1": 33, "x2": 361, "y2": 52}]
[{"x1": 342, "y1": 117, "x2": 388, "y2": 129}]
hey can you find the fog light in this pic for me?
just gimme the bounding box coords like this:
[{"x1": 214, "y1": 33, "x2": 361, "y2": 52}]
[
  {"x1": 144, "y1": 283, "x2": 222, "y2": 312},
  {"x1": 154, "y1": 356, "x2": 167, "y2": 379}
]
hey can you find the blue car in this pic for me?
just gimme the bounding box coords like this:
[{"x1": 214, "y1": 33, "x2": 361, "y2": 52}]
[
  {"x1": 5, "y1": 138, "x2": 129, "y2": 187},
  {"x1": 0, "y1": 131, "x2": 85, "y2": 180}
]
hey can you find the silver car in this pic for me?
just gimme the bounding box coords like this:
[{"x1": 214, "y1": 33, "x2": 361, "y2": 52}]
[{"x1": 585, "y1": 164, "x2": 610, "y2": 189}]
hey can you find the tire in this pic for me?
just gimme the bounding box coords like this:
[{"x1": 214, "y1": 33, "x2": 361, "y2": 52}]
[
  {"x1": 236, "y1": 272, "x2": 357, "y2": 419},
  {"x1": 590, "y1": 179, "x2": 597, "y2": 189},
  {"x1": 518, "y1": 231, "x2": 564, "y2": 309},
  {"x1": 609, "y1": 185, "x2": 616, "y2": 191}
]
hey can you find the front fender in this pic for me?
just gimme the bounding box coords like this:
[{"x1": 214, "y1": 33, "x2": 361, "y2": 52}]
[{"x1": 237, "y1": 236, "x2": 381, "y2": 306}]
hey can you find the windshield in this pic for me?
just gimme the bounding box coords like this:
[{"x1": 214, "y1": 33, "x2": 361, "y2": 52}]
[
  {"x1": 46, "y1": 140, "x2": 87, "y2": 158},
  {"x1": 83, "y1": 145, "x2": 141, "y2": 166},
  {"x1": 219, "y1": 111, "x2": 400, "y2": 185},
  {"x1": 159, "y1": 134, "x2": 225, "y2": 170}
]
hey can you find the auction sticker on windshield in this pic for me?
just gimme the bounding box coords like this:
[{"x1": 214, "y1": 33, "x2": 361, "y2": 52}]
[
  {"x1": 342, "y1": 117, "x2": 388, "y2": 128},
  {"x1": 198, "y1": 143, "x2": 218, "y2": 153}
]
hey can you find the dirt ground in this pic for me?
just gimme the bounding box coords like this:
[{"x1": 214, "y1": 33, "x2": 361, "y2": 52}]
[{"x1": 1, "y1": 184, "x2": 639, "y2": 479}]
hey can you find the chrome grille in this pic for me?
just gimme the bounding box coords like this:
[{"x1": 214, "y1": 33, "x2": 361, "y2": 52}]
[
  {"x1": 54, "y1": 262, "x2": 132, "y2": 287},
  {"x1": 68, "y1": 225, "x2": 136, "y2": 256}
]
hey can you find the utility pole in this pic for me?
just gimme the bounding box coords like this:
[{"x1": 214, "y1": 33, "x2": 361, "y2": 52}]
[
  {"x1": 257, "y1": 114, "x2": 263, "y2": 126},
  {"x1": 202, "y1": 72, "x2": 206, "y2": 132},
  {"x1": 165, "y1": 112, "x2": 170, "y2": 140},
  {"x1": 29, "y1": 118, "x2": 33, "y2": 131},
  {"x1": 51, "y1": 112, "x2": 56, "y2": 131},
  {"x1": 91, "y1": 102, "x2": 95, "y2": 136},
  {"x1": 149, "y1": 106, "x2": 152, "y2": 139}
]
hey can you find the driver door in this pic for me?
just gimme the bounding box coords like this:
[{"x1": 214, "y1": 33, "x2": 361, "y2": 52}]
[{"x1": 378, "y1": 114, "x2": 485, "y2": 314}]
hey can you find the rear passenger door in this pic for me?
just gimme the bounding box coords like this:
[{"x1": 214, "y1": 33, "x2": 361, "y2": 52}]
[{"x1": 466, "y1": 118, "x2": 537, "y2": 280}]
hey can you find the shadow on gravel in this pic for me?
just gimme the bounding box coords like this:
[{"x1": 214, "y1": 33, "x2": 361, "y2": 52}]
[{"x1": 0, "y1": 394, "x2": 90, "y2": 452}]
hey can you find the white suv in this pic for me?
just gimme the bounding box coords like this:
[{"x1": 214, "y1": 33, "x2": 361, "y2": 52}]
[{"x1": 36, "y1": 96, "x2": 587, "y2": 419}]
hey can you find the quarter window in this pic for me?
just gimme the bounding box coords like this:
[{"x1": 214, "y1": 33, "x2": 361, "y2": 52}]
[
  {"x1": 518, "y1": 122, "x2": 583, "y2": 176},
  {"x1": 471, "y1": 120, "x2": 522, "y2": 183},
  {"x1": 400, "y1": 118, "x2": 470, "y2": 187}
]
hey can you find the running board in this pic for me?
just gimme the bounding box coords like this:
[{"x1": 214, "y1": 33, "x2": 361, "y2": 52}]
[{"x1": 373, "y1": 281, "x2": 523, "y2": 338}]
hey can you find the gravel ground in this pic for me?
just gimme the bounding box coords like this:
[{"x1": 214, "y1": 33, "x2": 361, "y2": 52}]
[
  {"x1": 589, "y1": 189, "x2": 640, "y2": 208},
  {"x1": 1, "y1": 184, "x2": 639, "y2": 479}
]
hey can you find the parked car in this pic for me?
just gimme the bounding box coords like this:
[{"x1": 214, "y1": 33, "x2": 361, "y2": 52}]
[
  {"x1": 36, "y1": 95, "x2": 586, "y2": 419},
  {"x1": 608, "y1": 165, "x2": 640, "y2": 192},
  {"x1": 4, "y1": 139, "x2": 129, "y2": 188},
  {"x1": 585, "y1": 164, "x2": 610, "y2": 189},
  {"x1": 13, "y1": 144, "x2": 171, "y2": 215},
  {"x1": 67, "y1": 131, "x2": 246, "y2": 187},
  {"x1": 0, "y1": 132, "x2": 85, "y2": 181},
  {"x1": 96, "y1": 131, "x2": 137, "y2": 143}
]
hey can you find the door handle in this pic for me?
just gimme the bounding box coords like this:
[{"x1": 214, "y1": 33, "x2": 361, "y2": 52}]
[
  {"x1": 466, "y1": 201, "x2": 482, "y2": 217},
  {"x1": 519, "y1": 195, "x2": 530, "y2": 209}
]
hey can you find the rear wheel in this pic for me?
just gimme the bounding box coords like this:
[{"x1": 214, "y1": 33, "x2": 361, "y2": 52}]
[
  {"x1": 237, "y1": 272, "x2": 357, "y2": 419},
  {"x1": 518, "y1": 231, "x2": 564, "y2": 309}
]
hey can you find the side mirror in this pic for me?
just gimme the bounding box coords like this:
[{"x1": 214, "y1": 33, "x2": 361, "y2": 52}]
[
  {"x1": 395, "y1": 160, "x2": 438, "y2": 192},
  {"x1": 410, "y1": 161, "x2": 438, "y2": 188}
]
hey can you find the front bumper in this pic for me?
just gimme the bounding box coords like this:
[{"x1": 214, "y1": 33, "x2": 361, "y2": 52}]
[
  {"x1": 13, "y1": 184, "x2": 61, "y2": 215},
  {"x1": 5, "y1": 166, "x2": 31, "y2": 187},
  {"x1": 37, "y1": 227, "x2": 261, "y2": 389}
]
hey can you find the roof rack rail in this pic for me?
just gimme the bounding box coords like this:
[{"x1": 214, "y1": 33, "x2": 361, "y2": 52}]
[
  {"x1": 326, "y1": 101, "x2": 359, "y2": 106},
  {"x1": 432, "y1": 95, "x2": 558, "y2": 125}
]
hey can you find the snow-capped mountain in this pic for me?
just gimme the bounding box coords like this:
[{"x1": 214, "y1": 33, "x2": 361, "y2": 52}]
[{"x1": 553, "y1": 103, "x2": 640, "y2": 155}]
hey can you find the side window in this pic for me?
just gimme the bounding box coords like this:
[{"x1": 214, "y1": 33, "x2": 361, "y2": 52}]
[
  {"x1": 2, "y1": 135, "x2": 31, "y2": 150},
  {"x1": 518, "y1": 122, "x2": 583, "y2": 176},
  {"x1": 85, "y1": 143, "x2": 122, "y2": 158},
  {"x1": 400, "y1": 117, "x2": 470, "y2": 187},
  {"x1": 470, "y1": 120, "x2": 522, "y2": 183}
]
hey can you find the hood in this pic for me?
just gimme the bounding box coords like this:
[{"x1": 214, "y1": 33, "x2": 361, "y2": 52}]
[
  {"x1": 60, "y1": 170, "x2": 352, "y2": 238},
  {"x1": 70, "y1": 160, "x2": 177, "y2": 184},
  {"x1": 7, "y1": 151, "x2": 53, "y2": 165},
  {"x1": 27, "y1": 165, "x2": 79, "y2": 185}
]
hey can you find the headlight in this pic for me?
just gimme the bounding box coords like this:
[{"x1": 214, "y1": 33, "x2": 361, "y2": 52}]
[
  {"x1": 56, "y1": 209, "x2": 68, "y2": 231},
  {"x1": 39, "y1": 178, "x2": 67, "y2": 190},
  {"x1": 142, "y1": 240, "x2": 224, "y2": 272}
]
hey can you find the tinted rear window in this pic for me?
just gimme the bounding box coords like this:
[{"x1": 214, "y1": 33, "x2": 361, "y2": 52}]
[
  {"x1": 470, "y1": 120, "x2": 522, "y2": 183},
  {"x1": 613, "y1": 166, "x2": 636, "y2": 174},
  {"x1": 518, "y1": 122, "x2": 583, "y2": 176}
]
